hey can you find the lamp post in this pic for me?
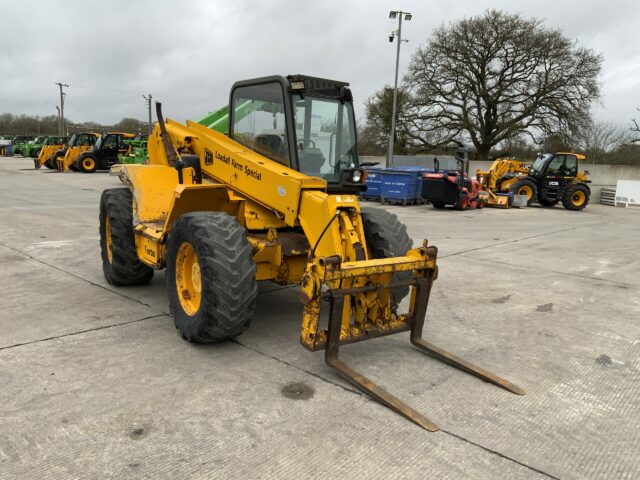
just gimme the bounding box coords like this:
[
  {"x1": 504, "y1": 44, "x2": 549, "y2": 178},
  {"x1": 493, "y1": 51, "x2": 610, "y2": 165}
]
[{"x1": 387, "y1": 10, "x2": 411, "y2": 168}]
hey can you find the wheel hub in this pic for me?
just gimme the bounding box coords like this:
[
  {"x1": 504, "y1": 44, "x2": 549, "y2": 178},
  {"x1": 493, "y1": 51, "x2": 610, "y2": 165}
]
[
  {"x1": 518, "y1": 185, "x2": 532, "y2": 199},
  {"x1": 175, "y1": 242, "x2": 202, "y2": 316},
  {"x1": 105, "y1": 215, "x2": 113, "y2": 263}
]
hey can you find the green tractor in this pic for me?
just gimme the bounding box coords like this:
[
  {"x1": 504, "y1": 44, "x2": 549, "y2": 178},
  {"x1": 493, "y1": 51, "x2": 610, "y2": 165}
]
[
  {"x1": 118, "y1": 138, "x2": 149, "y2": 165},
  {"x1": 10, "y1": 135, "x2": 35, "y2": 156},
  {"x1": 23, "y1": 136, "x2": 55, "y2": 158}
]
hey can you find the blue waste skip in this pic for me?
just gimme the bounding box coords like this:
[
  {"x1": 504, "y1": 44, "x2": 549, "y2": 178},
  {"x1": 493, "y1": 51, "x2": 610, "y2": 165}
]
[
  {"x1": 380, "y1": 168, "x2": 428, "y2": 205},
  {"x1": 380, "y1": 168, "x2": 422, "y2": 205},
  {"x1": 362, "y1": 168, "x2": 383, "y2": 201}
]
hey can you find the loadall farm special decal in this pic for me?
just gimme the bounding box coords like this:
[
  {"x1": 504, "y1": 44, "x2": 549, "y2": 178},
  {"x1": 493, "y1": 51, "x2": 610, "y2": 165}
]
[{"x1": 204, "y1": 147, "x2": 262, "y2": 181}]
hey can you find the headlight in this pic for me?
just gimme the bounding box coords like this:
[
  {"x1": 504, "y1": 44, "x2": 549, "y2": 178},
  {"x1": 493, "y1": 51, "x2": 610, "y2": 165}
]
[{"x1": 351, "y1": 170, "x2": 363, "y2": 183}]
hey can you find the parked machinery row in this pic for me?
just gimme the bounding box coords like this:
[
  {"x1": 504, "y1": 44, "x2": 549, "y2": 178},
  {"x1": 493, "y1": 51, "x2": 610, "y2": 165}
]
[
  {"x1": 363, "y1": 150, "x2": 591, "y2": 211},
  {"x1": 3, "y1": 131, "x2": 149, "y2": 173}
]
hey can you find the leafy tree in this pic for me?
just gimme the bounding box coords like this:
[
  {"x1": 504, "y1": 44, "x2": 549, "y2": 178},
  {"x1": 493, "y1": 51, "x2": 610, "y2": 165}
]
[{"x1": 404, "y1": 10, "x2": 603, "y2": 159}]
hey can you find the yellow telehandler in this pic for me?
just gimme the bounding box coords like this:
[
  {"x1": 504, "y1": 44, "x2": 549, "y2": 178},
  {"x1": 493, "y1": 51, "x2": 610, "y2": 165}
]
[
  {"x1": 54, "y1": 132, "x2": 100, "y2": 172},
  {"x1": 477, "y1": 153, "x2": 591, "y2": 210},
  {"x1": 100, "y1": 75, "x2": 524, "y2": 430}
]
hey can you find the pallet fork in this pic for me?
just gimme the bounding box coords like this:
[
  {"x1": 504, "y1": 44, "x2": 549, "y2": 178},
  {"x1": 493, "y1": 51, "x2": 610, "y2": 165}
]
[{"x1": 303, "y1": 242, "x2": 525, "y2": 431}]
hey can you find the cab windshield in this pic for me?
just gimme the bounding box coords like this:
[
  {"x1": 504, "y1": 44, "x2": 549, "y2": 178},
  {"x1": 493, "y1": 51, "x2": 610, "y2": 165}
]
[
  {"x1": 67, "y1": 134, "x2": 78, "y2": 147},
  {"x1": 293, "y1": 95, "x2": 358, "y2": 183},
  {"x1": 531, "y1": 153, "x2": 552, "y2": 175},
  {"x1": 94, "y1": 135, "x2": 104, "y2": 149}
]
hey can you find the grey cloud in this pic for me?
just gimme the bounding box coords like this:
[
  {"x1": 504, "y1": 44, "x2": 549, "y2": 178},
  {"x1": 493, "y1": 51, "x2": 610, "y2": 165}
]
[{"x1": 0, "y1": 0, "x2": 638, "y2": 127}]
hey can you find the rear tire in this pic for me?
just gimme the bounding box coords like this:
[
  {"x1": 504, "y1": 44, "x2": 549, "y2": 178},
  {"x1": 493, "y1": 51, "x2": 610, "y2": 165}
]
[
  {"x1": 360, "y1": 207, "x2": 413, "y2": 303},
  {"x1": 431, "y1": 201, "x2": 446, "y2": 209},
  {"x1": 166, "y1": 212, "x2": 257, "y2": 343},
  {"x1": 562, "y1": 184, "x2": 590, "y2": 211},
  {"x1": 99, "y1": 188, "x2": 154, "y2": 286},
  {"x1": 454, "y1": 194, "x2": 468, "y2": 211},
  {"x1": 509, "y1": 178, "x2": 538, "y2": 206}
]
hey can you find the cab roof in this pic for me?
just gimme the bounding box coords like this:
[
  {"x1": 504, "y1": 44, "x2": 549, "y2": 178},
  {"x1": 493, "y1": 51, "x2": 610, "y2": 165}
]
[{"x1": 556, "y1": 152, "x2": 586, "y2": 160}]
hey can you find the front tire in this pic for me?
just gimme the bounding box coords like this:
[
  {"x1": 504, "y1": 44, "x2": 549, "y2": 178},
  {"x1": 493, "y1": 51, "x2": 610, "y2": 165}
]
[
  {"x1": 99, "y1": 188, "x2": 154, "y2": 286},
  {"x1": 78, "y1": 154, "x2": 97, "y2": 173},
  {"x1": 47, "y1": 152, "x2": 62, "y2": 170},
  {"x1": 360, "y1": 207, "x2": 413, "y2": 303},
  {"x1": 509, "y1": 178, "x2": 538, "y2": 206},
  {"x1": 166, "y1": 212, "x2": 257, "y2": 343},
  {"x1": 562, "y1": 184, "x2": 590, "y2": 211}
]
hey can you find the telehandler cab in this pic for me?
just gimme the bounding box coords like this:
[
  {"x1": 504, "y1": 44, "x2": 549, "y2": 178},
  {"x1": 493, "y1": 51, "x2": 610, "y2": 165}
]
[{"x1": 100, "y1": 75, "x2": 524, "y2": 430}]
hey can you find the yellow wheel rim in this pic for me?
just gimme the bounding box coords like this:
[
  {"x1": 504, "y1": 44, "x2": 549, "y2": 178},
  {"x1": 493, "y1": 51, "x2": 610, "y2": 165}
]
[
  {"x1": 175, "y1": 242, "x2": 202, "y2": 316},
  {"x1": 572, "y1": 190, "x2": 586, "y2": 206},
  {"x1": 518, "y1": 185, "x2": 533, "y2": 200},
  {"x1": 105, "y1": 215, "x2": 113, "y2": 263},
  {"x1": 83, "y1": 158, "x2": 95, "y2": 170}
]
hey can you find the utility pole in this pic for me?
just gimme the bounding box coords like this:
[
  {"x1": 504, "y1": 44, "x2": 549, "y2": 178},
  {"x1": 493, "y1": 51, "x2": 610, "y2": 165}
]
[
  {"x1": 387, "y1": 11, "x2": 412, "y2": 168},
  {"x1": 55, "y1": 106, "x2": 61, "y2": 136},
  {"x1": 143, "y1": 94, "x2": 153, "y2": 136},
  {"x1": 55, "y1": 82, "x2": 69, "y2": 136}
]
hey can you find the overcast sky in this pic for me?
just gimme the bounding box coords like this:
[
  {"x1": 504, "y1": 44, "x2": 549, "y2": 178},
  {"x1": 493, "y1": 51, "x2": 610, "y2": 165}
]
[{"x1": 1, "y1": 0, "x2": 639, "y2": 128}]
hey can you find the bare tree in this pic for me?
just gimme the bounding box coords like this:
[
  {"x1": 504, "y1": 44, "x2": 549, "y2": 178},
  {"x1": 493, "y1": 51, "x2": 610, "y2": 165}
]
[
  {"x1": 364, "y1": 86, "x2": 411, "y2": 153},
  {"x1": 404, "y1": 10, "x2": 603, "y2": 160},
  {"x1": 631, "y1": 109, "x2": 640, "y2": 143},
  {"x1": 578, "y1": 121, "x2": 634, "y2": 161}
]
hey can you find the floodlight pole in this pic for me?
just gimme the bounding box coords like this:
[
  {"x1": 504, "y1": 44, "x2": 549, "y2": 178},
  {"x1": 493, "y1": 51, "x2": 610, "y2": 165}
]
[{"x1": 387, "y1": 11, "x2": 411, "y2": 168}]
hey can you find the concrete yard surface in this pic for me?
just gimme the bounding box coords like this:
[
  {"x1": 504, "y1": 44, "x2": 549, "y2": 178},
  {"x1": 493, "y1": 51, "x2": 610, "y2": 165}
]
[{"x1": 0, "y1": 156, "x2": 639, "y2": 479}]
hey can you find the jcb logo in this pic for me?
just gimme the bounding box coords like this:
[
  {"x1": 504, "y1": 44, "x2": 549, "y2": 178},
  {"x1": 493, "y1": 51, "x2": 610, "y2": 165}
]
[{"x1": 204, "y1": 148, "x2": 213, "y2": 165}]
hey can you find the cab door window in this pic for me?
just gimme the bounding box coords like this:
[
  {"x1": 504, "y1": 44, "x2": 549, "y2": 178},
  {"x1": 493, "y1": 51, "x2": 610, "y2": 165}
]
[
  {"x1": 545, "y1": 155, "x2": 565, "y2": 175},
  {"x1": 563, "y1": 155, "x2": 577, "y2": 176},
  {"x1": 231, "y1": 83, "x2": 289, "y2": 167},
  {"x1": 102, "y1": 135, "x2": 118, "y2": 149}
]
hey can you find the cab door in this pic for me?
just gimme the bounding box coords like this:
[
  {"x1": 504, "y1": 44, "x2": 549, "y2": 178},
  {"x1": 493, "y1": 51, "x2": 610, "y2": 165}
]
[
  {"x1": 117, "y1": 136, "x2": 130, "y2": 160},
  {"x1": 562, "y1": 154, "x2": 578, "y2": 187},
  {"x1": 542, "y1": 154, "x2": 567, "y2": 195},
  {"x1": 100, "y1": 134, "x2": 120, "y2": 165}
]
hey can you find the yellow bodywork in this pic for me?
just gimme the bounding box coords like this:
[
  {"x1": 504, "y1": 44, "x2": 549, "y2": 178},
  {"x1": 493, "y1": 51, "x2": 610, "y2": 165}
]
[
  {"x1": 476, "y1": 158, "x2": 529, "y2": 191},
  {"x1": 36, "y1": 144, "x2": 64, "y2": 168},
  {"x1": 119, "y1": 118, "x2": 436, "y2": 348},
  {"x1": 56, "y1": 145, "x2": 93, "y2": 171}
]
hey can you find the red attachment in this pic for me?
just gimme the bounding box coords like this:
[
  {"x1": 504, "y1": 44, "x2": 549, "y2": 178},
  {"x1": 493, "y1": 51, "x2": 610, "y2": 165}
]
[{"x1": 422, "y1": 170, "x2": 482, "y2": 210}]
